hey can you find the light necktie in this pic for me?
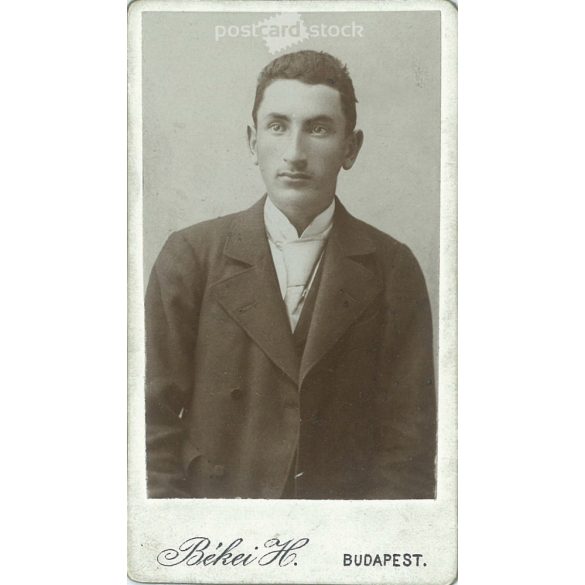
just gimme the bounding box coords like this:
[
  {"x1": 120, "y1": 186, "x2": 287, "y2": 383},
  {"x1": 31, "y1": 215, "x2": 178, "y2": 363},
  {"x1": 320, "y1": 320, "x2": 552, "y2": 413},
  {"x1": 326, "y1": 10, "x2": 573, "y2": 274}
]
[{"x1": 281, "y1": 240, "x2": 323, "y2": 331}]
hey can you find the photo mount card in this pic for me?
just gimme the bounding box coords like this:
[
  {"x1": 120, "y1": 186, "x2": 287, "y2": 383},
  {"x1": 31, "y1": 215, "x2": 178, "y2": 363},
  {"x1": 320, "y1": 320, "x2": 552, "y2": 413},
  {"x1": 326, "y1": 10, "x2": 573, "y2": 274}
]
[{"x1": 128, "y1": 1, "x2": 457, "y2": 583}]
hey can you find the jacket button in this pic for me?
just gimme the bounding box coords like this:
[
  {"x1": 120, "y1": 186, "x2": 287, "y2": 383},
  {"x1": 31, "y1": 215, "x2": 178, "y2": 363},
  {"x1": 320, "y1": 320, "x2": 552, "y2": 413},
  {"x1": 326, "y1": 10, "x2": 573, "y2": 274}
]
[
  {"x1": 230, "y1": 387, "x2": 243, "y2": 400},
  {"x1": 211, "y1": 464, "x2": 225, "y2": 478}
]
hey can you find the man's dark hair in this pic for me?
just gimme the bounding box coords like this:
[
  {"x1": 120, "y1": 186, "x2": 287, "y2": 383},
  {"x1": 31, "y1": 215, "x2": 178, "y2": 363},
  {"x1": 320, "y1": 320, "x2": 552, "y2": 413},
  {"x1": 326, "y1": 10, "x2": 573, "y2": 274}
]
[{"x1": 252, "y1": 50, "x2": 358, "y2": 134}]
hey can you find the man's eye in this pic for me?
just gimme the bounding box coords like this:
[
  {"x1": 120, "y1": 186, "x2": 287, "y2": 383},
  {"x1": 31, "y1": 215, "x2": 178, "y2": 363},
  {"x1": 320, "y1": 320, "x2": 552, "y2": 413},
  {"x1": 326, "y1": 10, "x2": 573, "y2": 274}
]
[
  {"x1": 312, "y1": 125, "x2": 329, "y2": 135},
  {"x1": 268, "y1": 122, "x2": 285, "y2": 133}
]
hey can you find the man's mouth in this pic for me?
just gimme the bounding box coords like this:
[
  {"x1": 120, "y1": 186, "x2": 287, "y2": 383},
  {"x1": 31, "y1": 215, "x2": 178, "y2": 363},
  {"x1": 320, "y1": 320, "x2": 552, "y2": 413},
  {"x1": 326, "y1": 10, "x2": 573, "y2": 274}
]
[{"x1": 278, "y1": 171, "x2": 312, "y2": 181}]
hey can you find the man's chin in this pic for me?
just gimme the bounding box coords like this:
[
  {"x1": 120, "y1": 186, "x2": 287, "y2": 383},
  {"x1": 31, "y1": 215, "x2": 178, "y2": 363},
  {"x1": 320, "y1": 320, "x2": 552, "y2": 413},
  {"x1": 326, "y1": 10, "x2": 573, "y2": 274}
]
[
  {"x1": 268, "y1": 189, "x2": 310, "y2": 208},
  {"x1": 268, "y1": 187, "x2": 332, "y2": 205}
]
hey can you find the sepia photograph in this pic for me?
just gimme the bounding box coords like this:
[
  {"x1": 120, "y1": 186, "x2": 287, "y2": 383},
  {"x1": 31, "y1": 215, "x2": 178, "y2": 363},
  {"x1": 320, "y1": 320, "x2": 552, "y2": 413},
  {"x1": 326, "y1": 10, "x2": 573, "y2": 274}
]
[
  {"x1": 128, "y1": 1, "x2": 457, "y2": 583},
  {"x1": 6, "y1": 1, "x2": 585, "y2": 585}
]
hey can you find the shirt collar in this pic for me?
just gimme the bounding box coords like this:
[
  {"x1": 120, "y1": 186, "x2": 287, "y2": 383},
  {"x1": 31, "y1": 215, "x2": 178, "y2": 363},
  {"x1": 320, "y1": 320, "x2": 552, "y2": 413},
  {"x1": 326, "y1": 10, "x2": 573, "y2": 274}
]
[{"x1": 264, "y1": 196, "x2": 335, "y2": 245}]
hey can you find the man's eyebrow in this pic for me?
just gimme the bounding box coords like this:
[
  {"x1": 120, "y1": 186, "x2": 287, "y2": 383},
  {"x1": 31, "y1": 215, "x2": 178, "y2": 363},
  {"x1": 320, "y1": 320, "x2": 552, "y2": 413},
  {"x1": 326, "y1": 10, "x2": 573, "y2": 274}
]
[
  {"x1": 263, "y1": 113, "x2": 290, "y2": 121},
  {"x1": 262, "y1": 113, "x2": 338, "y2": 125},
  {"x1": 304, "y1": 115, "x2": 336, "y2": 125}
]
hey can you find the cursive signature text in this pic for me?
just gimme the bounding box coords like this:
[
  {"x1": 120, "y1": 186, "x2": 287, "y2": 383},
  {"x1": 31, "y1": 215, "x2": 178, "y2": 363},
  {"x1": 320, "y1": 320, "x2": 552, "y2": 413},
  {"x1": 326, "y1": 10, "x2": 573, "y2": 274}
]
[{"x1": 157, "y1": 536, "x2": 310, "y2": 568}]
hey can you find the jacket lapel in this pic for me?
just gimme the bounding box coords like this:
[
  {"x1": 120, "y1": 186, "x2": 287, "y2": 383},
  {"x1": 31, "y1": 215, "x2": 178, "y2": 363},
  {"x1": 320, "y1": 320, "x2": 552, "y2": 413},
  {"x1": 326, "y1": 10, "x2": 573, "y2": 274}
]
[
  {"x1": 212, "y1": 197, "x2": 382, "y2": 387},
  {"x1": 212, "y1": 197, "x2": 300, "y2": 384},
  {"x1": 300, "y1": 201, "x2": 382, "y2": 385}
]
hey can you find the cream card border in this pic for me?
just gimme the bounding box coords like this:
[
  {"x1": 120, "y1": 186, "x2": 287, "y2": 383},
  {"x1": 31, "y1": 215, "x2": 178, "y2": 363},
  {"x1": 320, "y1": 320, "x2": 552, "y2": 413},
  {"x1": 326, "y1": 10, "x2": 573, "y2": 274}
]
[{"x1": 128, "y1": 1, "x2": 457, "y2": 583}]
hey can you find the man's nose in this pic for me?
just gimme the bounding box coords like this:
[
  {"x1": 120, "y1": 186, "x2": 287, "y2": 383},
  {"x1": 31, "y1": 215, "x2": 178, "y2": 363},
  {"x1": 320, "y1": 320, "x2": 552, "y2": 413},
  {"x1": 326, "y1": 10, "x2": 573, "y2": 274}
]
[{"x1": 282, "y1": 130, "x2": 307, "y2": 168}]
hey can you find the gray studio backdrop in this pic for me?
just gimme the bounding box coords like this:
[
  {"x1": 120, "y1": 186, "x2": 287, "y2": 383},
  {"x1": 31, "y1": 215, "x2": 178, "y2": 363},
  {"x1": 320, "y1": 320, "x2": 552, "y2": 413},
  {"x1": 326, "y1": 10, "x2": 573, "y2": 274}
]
[{"x1": 142, "y1": 10, "x2": 441, "y2": 343}]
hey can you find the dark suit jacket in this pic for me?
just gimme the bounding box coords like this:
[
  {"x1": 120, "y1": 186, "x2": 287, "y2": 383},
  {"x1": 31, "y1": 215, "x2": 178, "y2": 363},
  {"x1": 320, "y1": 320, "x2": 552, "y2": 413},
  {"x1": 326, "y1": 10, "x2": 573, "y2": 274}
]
[{"x1": 145, "y1": 196, "x2": 436, "y2": 499}]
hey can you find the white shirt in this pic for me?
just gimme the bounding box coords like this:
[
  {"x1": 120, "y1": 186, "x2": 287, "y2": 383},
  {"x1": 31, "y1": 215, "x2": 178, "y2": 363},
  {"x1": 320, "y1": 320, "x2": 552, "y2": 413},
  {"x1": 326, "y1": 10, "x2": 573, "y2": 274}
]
[{"x1": 264, "y1": 197, "x2": 335, "y2": 329}]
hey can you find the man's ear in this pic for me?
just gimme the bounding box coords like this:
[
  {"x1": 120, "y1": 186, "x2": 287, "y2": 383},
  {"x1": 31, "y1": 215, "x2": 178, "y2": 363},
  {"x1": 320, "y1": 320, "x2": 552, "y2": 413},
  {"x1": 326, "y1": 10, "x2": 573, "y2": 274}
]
[
  {"x1": 247, "y1": 125, "x2": 258, "y2": 165},
  {"x1": 342, "y1": 129, "x2": 364, "y2": 170}
]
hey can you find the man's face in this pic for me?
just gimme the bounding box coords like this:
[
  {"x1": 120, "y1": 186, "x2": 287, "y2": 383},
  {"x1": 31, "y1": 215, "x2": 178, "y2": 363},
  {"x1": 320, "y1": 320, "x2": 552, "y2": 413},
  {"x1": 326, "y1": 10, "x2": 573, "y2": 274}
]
[{"x1": 248, "y1": 79, "x2": 362, "y2": 222}]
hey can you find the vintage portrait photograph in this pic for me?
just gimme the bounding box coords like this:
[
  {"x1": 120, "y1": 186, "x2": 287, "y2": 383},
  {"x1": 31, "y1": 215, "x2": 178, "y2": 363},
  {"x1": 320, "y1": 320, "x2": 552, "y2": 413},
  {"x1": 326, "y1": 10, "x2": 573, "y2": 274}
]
[
  {"x1": 128, "y1": 1, "x2": 457, "y2": 583},
  {"x1": 4, "y1": 0, "x2": 585, "y2": 584},
  {"x1": 7, "y1": 1, "x2": 585, "y2": 585}
]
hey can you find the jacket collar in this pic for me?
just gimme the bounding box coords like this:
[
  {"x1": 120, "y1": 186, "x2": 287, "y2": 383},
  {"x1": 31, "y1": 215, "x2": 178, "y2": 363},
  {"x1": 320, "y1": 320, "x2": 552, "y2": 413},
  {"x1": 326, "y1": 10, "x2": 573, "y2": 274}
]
[
  {"x1": 222, "y1": 195, "x2": 377, "y2": 263},
  {"x1": 222, "y1": 195, "x2": 269, "y2": 265}
]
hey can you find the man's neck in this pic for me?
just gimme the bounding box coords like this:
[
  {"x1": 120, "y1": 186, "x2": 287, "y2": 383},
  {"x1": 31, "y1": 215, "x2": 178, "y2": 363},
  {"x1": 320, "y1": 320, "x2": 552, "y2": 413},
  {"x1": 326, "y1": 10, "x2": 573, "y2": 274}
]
[
  {"x1": 269, "y1": 196, "x2": 335, "y2": 237},
  {"x1": 290, "y1": 215, "x2": 317, "y2": 237}
]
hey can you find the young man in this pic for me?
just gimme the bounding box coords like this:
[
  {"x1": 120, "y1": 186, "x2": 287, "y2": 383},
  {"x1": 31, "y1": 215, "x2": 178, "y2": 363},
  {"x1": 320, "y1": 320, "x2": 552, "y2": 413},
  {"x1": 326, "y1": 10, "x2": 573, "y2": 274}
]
[{"x1": 145, "y1": 50, "x2": 436, "y2": 500}]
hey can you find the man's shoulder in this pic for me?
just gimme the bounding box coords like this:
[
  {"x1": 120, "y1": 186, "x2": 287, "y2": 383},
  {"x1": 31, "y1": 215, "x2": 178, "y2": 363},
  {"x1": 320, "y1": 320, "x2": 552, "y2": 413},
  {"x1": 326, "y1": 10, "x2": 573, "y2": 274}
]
[
  {"x1": 338, "y1": 204, "x2": 408, "y2": 257},
  {"x1": 167, "y1": 197, "x2": 263, "y2": 253},
  {"x1": 153, "y1": 209, "x2": 247, "y2": 272},
  {"x1": 352, "y1": 215, "x2": 404, "y2": 247},
  {"x1": 337, "y1": 206, "x2": 425, "y2": 284},
  {"x1": 173, "y1": 210, "x2": 240, "y2": 245}
]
